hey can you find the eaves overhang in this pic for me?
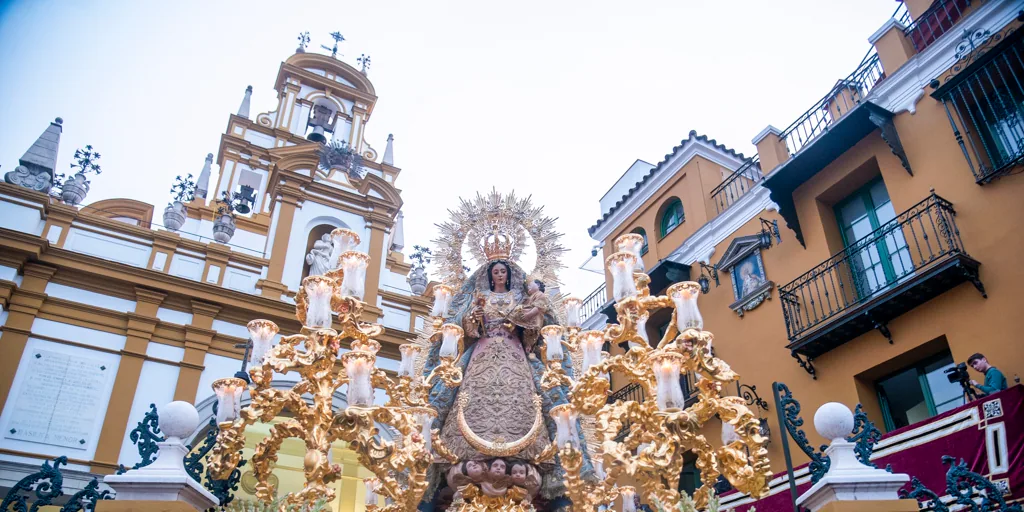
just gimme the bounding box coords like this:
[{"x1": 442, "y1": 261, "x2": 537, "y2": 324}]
[{"x1": 762, "y1": 101, "x2": 892, "y2": 247}]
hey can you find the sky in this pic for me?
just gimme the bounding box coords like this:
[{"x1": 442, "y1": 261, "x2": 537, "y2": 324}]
[{"x1": 0, "y1": 0, "x2": 902, "y2": 298}]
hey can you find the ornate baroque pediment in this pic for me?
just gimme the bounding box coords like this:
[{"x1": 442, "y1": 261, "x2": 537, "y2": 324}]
[{"x1": 716, "y1": 235, "x2": 773, "y2": 317}]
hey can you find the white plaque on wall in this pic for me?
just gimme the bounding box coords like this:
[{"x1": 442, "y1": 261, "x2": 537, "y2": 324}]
[{"x1": 5, "y1": 349, "x2": 111, "y2": 450}]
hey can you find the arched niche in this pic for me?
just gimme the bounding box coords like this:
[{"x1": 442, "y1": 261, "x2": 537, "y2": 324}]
[
  {"x1": 299, "y1": 218, "x2": 352, "y2": 280},
  {"x1": 302, "y1": 223, "x2": 337, "y2": 278}
]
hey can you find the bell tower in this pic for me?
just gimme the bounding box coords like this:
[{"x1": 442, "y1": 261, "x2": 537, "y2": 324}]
[{"x1": 184, "y1": 43, "x2": 415, "y2": 332}]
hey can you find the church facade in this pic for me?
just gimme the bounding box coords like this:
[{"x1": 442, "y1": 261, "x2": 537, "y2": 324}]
[{"x1": 0, "y1": 47, "x2": 428, "y2": 511}]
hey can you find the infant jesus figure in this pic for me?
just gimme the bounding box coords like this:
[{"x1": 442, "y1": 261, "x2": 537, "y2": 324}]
[{"x1": 510, "y1": 279, "x2": 551, "y2": 355}]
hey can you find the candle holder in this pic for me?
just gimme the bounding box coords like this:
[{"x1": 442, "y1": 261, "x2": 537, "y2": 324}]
[
  {"x1": 650, "y1": 352, "x2": 685, "y2": 411},
  {"x1": 667, "y1": 281, "x2": 703, "y2": 332},
  {"x1": 430, "y1": 284, "x2": 454, "y2": 318},
  {"x1": 619, "y1": 486, "x2": 637, "y2": 512},
  {"x1": 615, "y1": 233, "x2": 646, "y2": 272},
  {"x1": 339, "y1": 251, "x2": 370, "y2": 300},
  {"x1": 342, "y1": 351, "x2": 376, "y2": 408},
  {"x1": 579, "y1": 330, "x2": 605, "y2": 376},
  {"x1": 607, "y1": 252, "x2": 639, "y2": 301},
  {"x1": 398, "y1": 344, "x2": 421, "y2": 378},
  {"x1": 550, "y1": 403, "x2": 580, "y2": 450},
  {"x1": 425, "y1": 322, "x2": 464, "y2": 388},
  {"x1": 329, "y1": 228, "x2": 361, "y2": 268},
  {"x1": 212, "y1": 377, "x2": 246, "y2": 424},
  {"x1": 563, "y1": 296, "x2": 583, "y2": 328},
  {"x1": 296, "y1": 275, "x2": 336, "y2": 329},
  {"x1": 540, "y1": 326, "x2": 572, "y2": 392},
  {"x1": 246, "y1": 320, "x2": 279, "y2": 366}
]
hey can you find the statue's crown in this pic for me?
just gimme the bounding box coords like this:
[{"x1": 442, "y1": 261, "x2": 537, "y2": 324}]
[{"x1": 483, "y1": 233, "x2": 513, "y2": 262}]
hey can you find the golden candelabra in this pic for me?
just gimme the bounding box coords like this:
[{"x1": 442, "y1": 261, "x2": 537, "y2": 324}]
[
  {"x1": 535, "y1": 234, "x2": 772, "y2": 511},
  {"x1": 206, "y1": 226, "x2": 771, "y2": 512},
  {"x1": 207, "y1": 229, "x2": 464, "y2": 512}
]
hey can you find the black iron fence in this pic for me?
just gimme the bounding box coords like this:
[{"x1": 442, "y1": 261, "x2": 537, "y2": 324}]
[
  {"x1": 779, "y1": 193, "x2": 965, "y2": 341},
  {"x1": 711, "y1": 156, "x2": 763, "y2": 215},
  {"x1": 580, "y1": 282, "x2": 608, "y2": 322},
  {"x1": 904, "y1": 0, "x2": 983, "y2": 53},
  {"x1": 934, "y1": 29, "x2": 1024, "y2": 183},
  {"x1": 779, "y1": 53, "x2": 886, "y2": 157}
]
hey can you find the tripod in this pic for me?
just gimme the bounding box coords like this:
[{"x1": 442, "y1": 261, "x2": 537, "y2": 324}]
[{"x1": 958, "y1": 378, "x2": 978, "y2": 404}]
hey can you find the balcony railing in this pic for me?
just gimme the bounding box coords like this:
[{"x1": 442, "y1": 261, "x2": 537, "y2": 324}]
[
  {"x1": 905, "y1": 0, "x2": 983, "y2": 53},
  {"x1": 779, "y1": 193, "x2": 982, "y2": 354},
  {"x1": 779, "y1": 53, "x2": 886, "y2": 158},
  {"x1": 711, "y1": 156, "x2": 763, "y2": 215},
  {"x1": 581, "y1": 282, "x2": 608, "y2": 321},
  {"x1": 933, "y1": 28, "x2": 1024, "y2": 183}
]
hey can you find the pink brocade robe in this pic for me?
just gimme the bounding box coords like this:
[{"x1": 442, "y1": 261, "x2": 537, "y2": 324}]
[{"x1": 438, "y1": 311, "x2": 549, "y2": 462}]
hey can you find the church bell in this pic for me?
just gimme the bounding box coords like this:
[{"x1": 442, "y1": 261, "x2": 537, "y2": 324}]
[{"x1": 307, "y1": 125, "x2": 327, "y2": 143}]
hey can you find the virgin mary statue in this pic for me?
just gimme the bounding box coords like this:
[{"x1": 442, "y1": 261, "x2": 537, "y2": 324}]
[{"x1": 419, "y1": 191, "x2": 593, "y2": 510}]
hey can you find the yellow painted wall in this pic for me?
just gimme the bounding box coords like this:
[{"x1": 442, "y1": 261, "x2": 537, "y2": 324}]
[{"x1": 600, "y1": 79, "x2": 1024, "y2": 476}]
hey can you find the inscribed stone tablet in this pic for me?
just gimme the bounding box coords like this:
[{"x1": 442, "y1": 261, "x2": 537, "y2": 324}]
[{"x1": 5, "y1": 349, "x2": 110, "y2": 450}]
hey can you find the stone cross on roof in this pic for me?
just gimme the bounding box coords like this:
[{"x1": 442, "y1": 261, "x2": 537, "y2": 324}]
[{"x1": 321, "y1": 31, "x2": 345, "y2": 59}]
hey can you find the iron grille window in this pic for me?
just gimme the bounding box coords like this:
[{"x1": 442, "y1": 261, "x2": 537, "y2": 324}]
[{"x1": 935, "y1": 31, "x2": 1024, "y2": 183}]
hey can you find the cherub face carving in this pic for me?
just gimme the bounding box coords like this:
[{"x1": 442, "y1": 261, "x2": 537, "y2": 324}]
[
  {"x1": 510, "y1": 463, "x2": 527, "y2": 485},
  {"x1": 489, "y1": 459, "x2": 506, "y2": 479},
  {"x1": 466, "y1": 460, "x2": 484, "y2": 480}
]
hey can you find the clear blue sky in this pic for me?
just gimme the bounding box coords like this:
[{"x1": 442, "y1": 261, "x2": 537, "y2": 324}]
[{"x1": 0, "y1": 0, "x2": 901, "y2": 296}]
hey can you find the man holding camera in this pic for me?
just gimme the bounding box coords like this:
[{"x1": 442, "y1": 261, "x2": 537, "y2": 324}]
[{"x1": 968, "y1": 353, "x2": 1008, "y2": 397}]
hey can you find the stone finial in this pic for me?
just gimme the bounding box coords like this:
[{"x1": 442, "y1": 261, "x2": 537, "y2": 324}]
[
  {"x1": 159, "y1": 401, "x2": 200, "y2": 441},
  {"x1": 382, "y1": 133, "x2": 395, "y2": 166},
  {"x1": 4, "y1": 117, "x2": 63, "y2": 193},
  {"x1": 237, "y1": 85, "x2": 253, "y2": 119},
  {"x1": 195, "y1": 153, "x2": 214, "y2": 199},
  {"x1": 814, "y1": 402, "x2": 855, "y2": 442}
]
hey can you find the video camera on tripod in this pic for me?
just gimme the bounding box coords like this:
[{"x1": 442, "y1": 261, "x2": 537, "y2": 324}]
[{"x1": 944, "y1": 362, "x2": 978, "y2": 403}]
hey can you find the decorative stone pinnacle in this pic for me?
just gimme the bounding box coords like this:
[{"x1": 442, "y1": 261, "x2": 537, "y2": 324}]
[{"x1": 814, "y1": 402, "x2": 854, "y2": 442}]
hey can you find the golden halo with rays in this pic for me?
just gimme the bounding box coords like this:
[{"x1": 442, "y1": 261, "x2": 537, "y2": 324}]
[{"x1": 433, "y1": 188, "x2": 566, "y2": 289}]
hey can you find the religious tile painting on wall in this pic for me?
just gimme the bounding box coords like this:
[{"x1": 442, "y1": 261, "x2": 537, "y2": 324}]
[{"x1": 730, "y1": 251, "x2": 767, "y2": 301}]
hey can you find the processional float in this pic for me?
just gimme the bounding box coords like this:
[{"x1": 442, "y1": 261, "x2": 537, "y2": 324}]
[{"x1": 207, "y1": 190, "x2": 771, "y2": 511}]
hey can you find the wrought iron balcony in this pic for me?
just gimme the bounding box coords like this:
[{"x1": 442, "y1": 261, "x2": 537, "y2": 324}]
[
  {"x1": 780, "y1": 53, "x2": 886, "y2": 157},
  {"x1": 932, "y1": 26, "x2": 1024, "y2": 184},
  {"x1": 904, "y1": 0, "x2": 985, "y2": 53},
  {"x1": 581, "y1": 282, "x2": 609, "y2": 322},
  {"x1": 779, "y1": 193, "x2": 984, "y2": 360},
  {"x1": 711, "y1": 156, "x2": 763, "y2": 215}
]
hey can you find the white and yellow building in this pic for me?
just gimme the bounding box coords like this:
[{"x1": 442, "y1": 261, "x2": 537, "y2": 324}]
[{"x1": 0, "y1": 48, "x2": 429, "y2": 511}]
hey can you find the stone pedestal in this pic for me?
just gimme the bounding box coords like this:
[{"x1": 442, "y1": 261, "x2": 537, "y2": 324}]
[
  {"x1": 103, "y1": 401, "x2": 218, "y2": 512},
  {"x1": 818, "y1": 501, "x2": 920, "y2": 512},
  {"x1": 97, "y1": 500, "x2": 205, "y2": 512},
  {"x1": 796, "y1": 403, "x2": 914, "y2": 512}
]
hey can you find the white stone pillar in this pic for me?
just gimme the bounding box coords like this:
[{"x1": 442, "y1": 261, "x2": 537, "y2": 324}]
[
  {"x1": 796, "y1": 402, "x2": 911, "y2": 512},
  {"x1": 103, "y1": 401, "x2": 219, "y2": 512}
]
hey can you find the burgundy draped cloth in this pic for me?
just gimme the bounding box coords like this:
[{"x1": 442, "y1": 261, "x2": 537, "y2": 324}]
[{"x1": 721, "y1": 385, "x2": 1023, "y2": 511}]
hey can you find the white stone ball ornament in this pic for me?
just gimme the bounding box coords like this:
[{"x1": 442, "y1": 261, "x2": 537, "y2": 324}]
[
  {"x1": 160, "y1": 401, "x2": 201, "y2": 441},
  {"x1": 813, "y1": 402, "x2": 854, "y2": 442}
]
